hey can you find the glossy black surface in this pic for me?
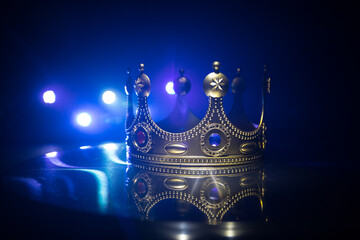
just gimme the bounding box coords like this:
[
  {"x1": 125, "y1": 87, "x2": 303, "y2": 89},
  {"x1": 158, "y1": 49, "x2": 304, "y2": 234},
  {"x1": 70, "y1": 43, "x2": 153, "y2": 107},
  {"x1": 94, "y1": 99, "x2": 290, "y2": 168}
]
[{"x1": 1, "y1": 143, "x2": 359, "y2": 239}]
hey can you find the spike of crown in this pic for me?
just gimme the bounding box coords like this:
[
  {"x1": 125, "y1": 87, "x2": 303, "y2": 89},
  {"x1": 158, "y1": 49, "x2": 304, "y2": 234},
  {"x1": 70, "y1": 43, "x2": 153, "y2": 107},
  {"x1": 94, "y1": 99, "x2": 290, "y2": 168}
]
[{"x1": 125, "y1": 61, "x2": 270, "y2": 167}]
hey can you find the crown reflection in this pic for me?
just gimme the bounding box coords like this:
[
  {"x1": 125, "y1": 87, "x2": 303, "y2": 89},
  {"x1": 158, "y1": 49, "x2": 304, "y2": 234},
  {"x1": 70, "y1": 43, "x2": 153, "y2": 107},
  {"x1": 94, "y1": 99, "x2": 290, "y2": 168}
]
[
  {"x1": 125, "y1": 61, "x2": 270, "y2": 167},
  {"x1": 126, "y1": 162, "x2": 266, "y2": 224}
]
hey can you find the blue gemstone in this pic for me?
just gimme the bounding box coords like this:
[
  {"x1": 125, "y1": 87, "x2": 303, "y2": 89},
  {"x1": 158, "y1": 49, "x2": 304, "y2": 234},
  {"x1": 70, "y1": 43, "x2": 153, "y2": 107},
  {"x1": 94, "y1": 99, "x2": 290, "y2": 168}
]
[
  {"x1": 209, "y1": 187, "x2": 220, "y2": 201},
  {"x1": 209, "y1": 133, "x2": 221, "y2": 147}
]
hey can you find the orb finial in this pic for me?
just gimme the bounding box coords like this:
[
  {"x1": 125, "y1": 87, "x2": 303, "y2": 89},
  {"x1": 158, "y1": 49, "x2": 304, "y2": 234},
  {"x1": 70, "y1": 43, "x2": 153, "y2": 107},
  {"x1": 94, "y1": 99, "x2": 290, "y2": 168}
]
[
  {"x1": 212, "y1": 61, "x2": 221, "y2": 73},
  {"x1": 174, "y1": 68, "x2": 191, "y2": 95},
  {"x1": 134, "y1": 63, "x2": 151, "y2": 97},
  {"x1": 203, "y1": 61, "x2": 229, "y2": 98},
  {"x1": 231, "y1": 67, "x2": 245, "y2": 95},
  {"x1": 139, "y1": 63, "x2": 145, "y2": 73}
]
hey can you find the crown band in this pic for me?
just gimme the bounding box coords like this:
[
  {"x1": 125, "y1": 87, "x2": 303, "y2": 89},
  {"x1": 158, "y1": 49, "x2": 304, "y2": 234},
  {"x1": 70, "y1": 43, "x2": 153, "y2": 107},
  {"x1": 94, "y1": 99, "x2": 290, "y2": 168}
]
[{"x1": 130, "y1": 160, "x2": 263, "y2": 176}]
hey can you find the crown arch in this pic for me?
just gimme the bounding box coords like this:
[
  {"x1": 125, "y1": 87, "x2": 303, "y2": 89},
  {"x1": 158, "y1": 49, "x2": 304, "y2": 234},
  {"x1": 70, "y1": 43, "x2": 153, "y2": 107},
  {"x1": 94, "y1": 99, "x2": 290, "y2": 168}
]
[{"x1": 144, "y1": 191, "x2": 211, "y2": 220}]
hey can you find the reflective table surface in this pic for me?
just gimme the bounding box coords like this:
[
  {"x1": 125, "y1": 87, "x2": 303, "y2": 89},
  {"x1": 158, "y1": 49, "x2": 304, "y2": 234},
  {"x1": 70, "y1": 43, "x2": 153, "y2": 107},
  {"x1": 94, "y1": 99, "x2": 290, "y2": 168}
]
[{"x1": 1, "y1": 143, "x2": 359, "y2": 239}]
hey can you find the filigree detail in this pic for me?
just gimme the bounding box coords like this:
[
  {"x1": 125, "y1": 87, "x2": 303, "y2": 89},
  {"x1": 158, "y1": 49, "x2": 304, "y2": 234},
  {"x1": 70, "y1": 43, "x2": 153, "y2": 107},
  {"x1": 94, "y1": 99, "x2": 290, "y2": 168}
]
[
  {"x1": 261, "y1": 123, "x2": 267, "y2": 150},
  {"x1": 127, "y1": 165, "x2": 265, "y2": 224},
  {"x1": 132, "y1": 172, "x2": 153, "y2": 212},
  {"x1": 131, "y1": 122, "x2": 153, "y2": 153},
  {"x1": 130, "y1": 153, "x2": 263, "y2": 170},
  {"x1": 210, "y1": 78, "x2": 225, "y2": 91},
  {"x1": 125, "y1": 61, "x2": 269, "y2": 166},
  {"x1": 199, "y1": 178, "x2": 230, "y2": 210},
  {"x1": 200, "y1": 123, "x2": 231, "y2": 157}
]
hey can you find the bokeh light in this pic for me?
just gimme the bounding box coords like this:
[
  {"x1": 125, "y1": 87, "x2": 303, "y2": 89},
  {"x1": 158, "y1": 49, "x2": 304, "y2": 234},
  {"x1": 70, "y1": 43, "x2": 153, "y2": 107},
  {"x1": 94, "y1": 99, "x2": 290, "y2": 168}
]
[
  {"x1": 79, "y1": 145, "x2": 92, "y2": 150},
  {"x1": 102, "y1": 90, "x2": 116, "y2": 104},
  {"x1": 100, "y1": 143, "x2": 119, "y2": 150},
  {"x1": 43, "y1": 90, "x2": 56, "y2": 104},
  {"x1": 165, "y1": 82, "x2": 175, "y2": 95},
  {"x1": 76, "y1": 112, "x2": 92, "y2": 127},
  {"x1": 45, "y1": 151, "x2": 58, "y2": 158}
]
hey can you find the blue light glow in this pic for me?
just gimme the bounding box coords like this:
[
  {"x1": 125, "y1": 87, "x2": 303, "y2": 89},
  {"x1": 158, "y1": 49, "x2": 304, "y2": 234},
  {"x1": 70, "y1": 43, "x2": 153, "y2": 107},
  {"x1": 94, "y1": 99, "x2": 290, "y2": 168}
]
[
  {"x1": 102, "y1": 90, "x2": 116, "y2": 104},
  {"x1": 76, "y1": 112, "x2": 92, "y2": 127},
  {"x1": 48, "y1": 156, "x2": 73, "y2": 168},
  {"x1": 78, "y1": 169, "x2": 109, "y2": 213},
  {"x1": 45, "y1": 151, "x2": 74, "y2": 168},
  {"x1": 79, "y1": 145, "x2": 92, "y2": 150},
  {"x1": 166, "y1": 82, "x2": 175, "y2": 95},
  {"x1": 43, "y1": 90, "x2": 56, "y2": 104},
  {"x1": 100, "y1": 143, "x2": 118, "y2": 150},
  {"x1": 100, "y1": 143, "x2": 129, "y2": 165},
  {"x1": 45, "y1": 151, "x2": 58, "y2": 158}
]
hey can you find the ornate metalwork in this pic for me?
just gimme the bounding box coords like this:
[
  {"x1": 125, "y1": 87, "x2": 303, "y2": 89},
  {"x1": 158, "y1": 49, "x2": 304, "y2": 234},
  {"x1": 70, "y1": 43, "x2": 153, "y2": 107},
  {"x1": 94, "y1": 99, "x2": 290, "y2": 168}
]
[
  {"x1": 200, "y1": 123, "x2": 231, "y2": 157},
  {"x1": 126, "y1": 162, "x2": 266, "y2": 224},
  {"x1": 199, "y1": 177, "x2": 230, "y2": 209},
  {"x1": 134, "y1": 63, "x2": 151, "y2": 97},
  {"x1": 125, "y1": 61, "x2": 270, "y2": 167},
  {"x1": 131, "y1": 122, "x2": 153, "y2": 153},
  {"x1": 164, "y1": 143, "x2": 188, "y2": 155},
  {"x1": 239, "y1": 141, "x2": 259, "y2": 155},
  {"x1": 203, "y1": 61, "x2": 229, "y2": 97},
  {"x1": 173, "y1": 68, "x2": 191, "y2": 95}
]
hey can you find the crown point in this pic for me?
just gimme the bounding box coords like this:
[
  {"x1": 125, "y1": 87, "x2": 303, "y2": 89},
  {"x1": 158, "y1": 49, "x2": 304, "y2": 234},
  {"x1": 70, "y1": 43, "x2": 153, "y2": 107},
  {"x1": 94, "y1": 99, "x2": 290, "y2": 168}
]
[
  {"x1": 125, "y1": 67, "x2": 133, "y2": 96},
  {"x1": 139, "y1": 63, "x2": 145, "y2": 73},
  {"x1": 134, "y1": 63, "x2": 151, "y2": 97},
  {"x1": 212, "y1": 61, "x2": 221, "y2": 73},
  {"x1": 231, "y1": 68, "x2": 245, "y2": 95},
  {"x1": 203, "y1": 62, "x2": 229, "y2": 98},
  {"x1": 174, "y1": 68, "x2": 191, "y2": 95}
]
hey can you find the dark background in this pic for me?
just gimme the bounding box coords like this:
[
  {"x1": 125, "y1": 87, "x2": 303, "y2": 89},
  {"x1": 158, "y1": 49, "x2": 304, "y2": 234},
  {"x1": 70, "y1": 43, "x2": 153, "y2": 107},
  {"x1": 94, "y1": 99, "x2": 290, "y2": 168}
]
[
  {"x1": 0, "y1": 0, "x2": 357, "y2": 163},
  {"x1": 0, "y1": 2, "x2": 358, "y2": 239}
]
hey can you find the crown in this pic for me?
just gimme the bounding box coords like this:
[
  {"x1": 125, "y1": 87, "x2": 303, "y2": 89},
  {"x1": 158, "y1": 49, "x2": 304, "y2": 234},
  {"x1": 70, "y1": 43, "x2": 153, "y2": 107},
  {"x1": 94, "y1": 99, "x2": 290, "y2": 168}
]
[
  {"x1": 126, "y1": 162, "x2": 266, "y2": 224},
  {"x1": 125, "y1": 61, "x2": 270, "y2": 167}
]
